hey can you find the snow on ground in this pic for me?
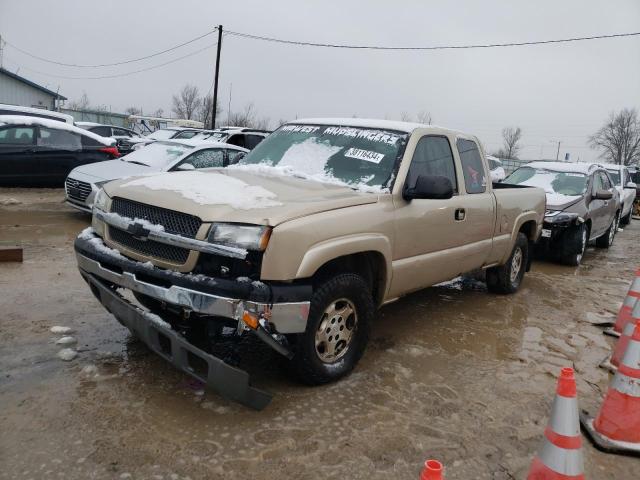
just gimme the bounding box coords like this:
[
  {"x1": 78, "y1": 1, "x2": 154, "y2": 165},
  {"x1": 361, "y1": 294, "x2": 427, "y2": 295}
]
[
  {"x1": 121, "y1": 171, "x2": 282, "y2": 209},
  {"x1": 50, "y1": 326, "x2": 74, "y2": 334},
  {"x1": 57, "y1": 348, "x2": 78, "y2": 361},
  {"x1": 55, "y1": 336, "x2": 77, "y2": 345}
]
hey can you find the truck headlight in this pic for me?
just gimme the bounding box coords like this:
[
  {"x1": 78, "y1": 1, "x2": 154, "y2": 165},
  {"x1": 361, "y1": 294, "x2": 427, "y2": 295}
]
[
  {"x1": 208, "y1": 223, "x2": 272, "y2": 251},
  {"x1": 93, "y1": 188, "x2": 109, "y2": 213}
]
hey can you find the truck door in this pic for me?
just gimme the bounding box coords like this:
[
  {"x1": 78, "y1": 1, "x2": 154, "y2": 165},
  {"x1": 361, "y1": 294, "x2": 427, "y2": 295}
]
[{"x1": 390, "y1": 134, "x2": 491, "y2": 296}]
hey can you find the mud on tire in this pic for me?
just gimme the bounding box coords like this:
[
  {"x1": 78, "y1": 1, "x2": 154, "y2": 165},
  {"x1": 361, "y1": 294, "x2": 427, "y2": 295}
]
[
  {"x1": 486, "y1": 232, "x2": 528, "y2": 294},
  {"x1": 285, "y1": 273, "x2": 373, "y2": 385}
]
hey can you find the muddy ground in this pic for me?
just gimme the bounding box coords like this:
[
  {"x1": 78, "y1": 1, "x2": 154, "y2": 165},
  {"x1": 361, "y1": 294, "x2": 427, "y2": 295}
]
[{"x1": 0, "y1": 188, "x2": 638, "y2": 480}]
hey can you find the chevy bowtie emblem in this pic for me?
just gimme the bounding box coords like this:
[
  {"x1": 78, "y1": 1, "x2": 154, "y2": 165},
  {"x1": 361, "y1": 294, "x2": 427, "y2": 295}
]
[{"x1": 127, "y1": 222, "x2": 150, "y2": 241}]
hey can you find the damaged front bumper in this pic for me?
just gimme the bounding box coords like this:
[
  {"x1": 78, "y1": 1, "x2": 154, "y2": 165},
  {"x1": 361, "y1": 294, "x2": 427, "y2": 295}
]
[{"x1": 74, "y1": 232, "x2": 311, "y2": 410}]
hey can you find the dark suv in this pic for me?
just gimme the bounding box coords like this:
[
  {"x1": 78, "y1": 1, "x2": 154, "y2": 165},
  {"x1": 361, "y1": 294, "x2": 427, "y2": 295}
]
[{"x1": 505, "y1": 161, "x2": 620, "y2": 265}]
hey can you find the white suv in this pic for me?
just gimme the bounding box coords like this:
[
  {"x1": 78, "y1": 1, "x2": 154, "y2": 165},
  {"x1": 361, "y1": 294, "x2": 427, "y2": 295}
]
[{"x1": 603, "y1": 163, "x2": 636, "y2": 225}]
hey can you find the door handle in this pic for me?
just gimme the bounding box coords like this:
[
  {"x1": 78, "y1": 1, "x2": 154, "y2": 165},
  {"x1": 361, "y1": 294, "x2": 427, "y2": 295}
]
[{"x1": 455, "y1": 208, "x2": 466, "y2": 221}]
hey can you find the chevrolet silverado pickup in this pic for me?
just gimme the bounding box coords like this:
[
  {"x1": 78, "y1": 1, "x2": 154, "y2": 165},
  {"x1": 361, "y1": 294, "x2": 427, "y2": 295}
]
[{"x1": 74, "y1": 118, "x2": 546, "y2": 409}]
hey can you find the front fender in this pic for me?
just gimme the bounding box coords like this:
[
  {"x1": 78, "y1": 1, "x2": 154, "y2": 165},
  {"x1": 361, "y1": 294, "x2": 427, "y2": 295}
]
[{"x1": 296, "y1": 233, "x2": 393, "y2": 290}]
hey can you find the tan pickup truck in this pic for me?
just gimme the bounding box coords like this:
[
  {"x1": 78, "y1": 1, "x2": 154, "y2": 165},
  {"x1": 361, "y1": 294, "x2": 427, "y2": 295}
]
[{"x1": 75, "y1": 118, "x2": 545, "y2": 409}]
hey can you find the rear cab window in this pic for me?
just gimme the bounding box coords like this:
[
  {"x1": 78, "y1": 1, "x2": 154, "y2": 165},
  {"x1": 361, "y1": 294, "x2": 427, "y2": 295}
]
[{"x1": 456, "y1": 138, "x2": 486, "y2": 194}]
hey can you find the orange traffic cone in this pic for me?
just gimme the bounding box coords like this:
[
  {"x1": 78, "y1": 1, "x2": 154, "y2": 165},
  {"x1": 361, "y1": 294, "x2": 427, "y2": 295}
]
[
  {"x1": 604, "y1": 270, "x2": 640, "y2": 337},
  {"x1": 581, "y1": 323, "x2": 640, "y2": 456},
  {"x1": 527, "y1": 368, "x2": 584, "y2": 479},
  {"x1": 420, "y1": 460, "x2": 444, "y2": 480},
  {"x1": 611, "y1": 317, "x2": 640, "y2": 369}
]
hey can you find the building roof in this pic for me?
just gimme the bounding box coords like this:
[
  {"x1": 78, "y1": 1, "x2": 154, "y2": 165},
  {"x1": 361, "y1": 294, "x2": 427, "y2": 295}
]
[{"x1": 0, "y1": 67, "x2": 67, "y2": 100}]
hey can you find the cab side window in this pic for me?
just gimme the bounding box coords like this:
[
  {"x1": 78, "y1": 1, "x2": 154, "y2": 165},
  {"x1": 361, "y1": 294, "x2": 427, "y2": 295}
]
[
  {"x1": 600, "y1": 172, "x2": 613, "y2": 190},
  {"x1": 592, "y1": 172, "x2": 604, "y2": 193},
  {"x1": 456, "y1": 138, "x2": 486, "y2": 194},
  {"x1": 405, "y1": 136, "x2": 457, "y2": 193},
  {"x1": 226, "y1": 134, "x2": 246, "y2": 148},
  {"x1": 179, "y1": 149, "x2": 225, "y2": 169},
  {"x1": 226, "y1": 149, "x2": 246, "y2": 165}
]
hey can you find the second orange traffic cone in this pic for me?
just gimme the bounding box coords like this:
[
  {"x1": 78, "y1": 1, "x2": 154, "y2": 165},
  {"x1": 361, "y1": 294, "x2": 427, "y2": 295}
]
[
  {"x1": 527, "y1": 368, "x2": 584, "y2": 479},
  {"x1": 605, "y1": 269, "x2": 640, "y2": 337},
  {"x1": 420, "y1": 459, "x2": 444, "y2": 480}
]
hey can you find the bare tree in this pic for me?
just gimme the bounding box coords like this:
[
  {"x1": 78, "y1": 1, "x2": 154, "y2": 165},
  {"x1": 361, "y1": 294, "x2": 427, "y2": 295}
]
[
  {"x1": 67, "y1": 92, "x2": 90, "y2": 111},
  {"x1": 171, "y1": 84, "x2": 201, "y2": 120},
  {"x1": 589, "y1": 108, "x2": 640, "y2": 166},
  {"x1": 501, "y1": 127, "x2": 523, "y2": 159},
  {"x1": 124, "y1": 106, "x2": 142, "y2": 116},
  {"x1": 152, "y1": 108, "x2": 164, "y2": 118},
  {"x1": 400, "y1": 112, "x2": 412, "y2": 122},
  {"x1": 416, "y1": 110, "x2": 433, "y2": 125},
  {"x1": 227, "y1": 103, "x2": 269, "y2": 130},
  {"x1": 198, "y1": 95, "x2": 223, "y2": 129}
]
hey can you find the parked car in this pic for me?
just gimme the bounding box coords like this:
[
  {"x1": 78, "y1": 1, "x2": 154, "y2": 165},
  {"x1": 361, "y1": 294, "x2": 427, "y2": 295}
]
[
  {"x1": 74, "y1": 118, "x2": 545, "y2": 408},
  {"x1": 601, "y1": 163, "x2": 636, "y2": 225},
  {"x1": 65, "y1": 139, "x2": 248, "y2": 212},
  {"x1": 0, "y1": 104, "x2": 74, "y2": 124},
  {"x1": 75, "y1": 122, "x2": 147, "y2": 156},
  {"x1": 505, "y1": 161, "x2": 620, "y2": 266},
  {"x1": 145, "y1": 127, "x2": 192, "y2": 141},
  {"x1": 0, "y1": 115, "x2": 119, "y2": 187},
  {"x1": 173, "y1": 127, "x2": 270, "y2": 150},
  {"x1": 487, "y1": 155, "x2": 506, "y2": 182}
]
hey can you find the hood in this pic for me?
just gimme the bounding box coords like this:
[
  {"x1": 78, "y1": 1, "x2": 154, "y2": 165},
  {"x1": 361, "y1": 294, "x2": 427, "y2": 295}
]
[
  {"x1": 546, "y1": 192, "x2": 583, "y2": 211},
  {"x1": 103, "y1": 169, "x2": 379, "y2": 226},
  {"x1": 70, "y1": 159, "x2": 154, "y2": 182}
]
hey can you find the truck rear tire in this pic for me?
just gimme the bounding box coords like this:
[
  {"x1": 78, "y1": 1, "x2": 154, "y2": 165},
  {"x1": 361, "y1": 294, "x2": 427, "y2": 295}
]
[
  {"x1": 286, "y1": 273, "x2": 373, "y2": 385},
  {"x1": 486, "y1": 233, "x2": 528, "y2": 294}
]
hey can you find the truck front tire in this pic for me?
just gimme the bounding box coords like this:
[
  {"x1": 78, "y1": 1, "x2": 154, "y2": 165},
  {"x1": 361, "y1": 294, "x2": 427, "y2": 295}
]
[
  {"x1": 486, "y1": 233, "x2": 528, "y2": 294},
  {"x1": 286, "y1": 273, "x2": 373, "y2": 385}
]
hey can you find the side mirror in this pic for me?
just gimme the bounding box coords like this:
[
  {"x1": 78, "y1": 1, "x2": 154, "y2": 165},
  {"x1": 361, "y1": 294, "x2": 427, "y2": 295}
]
[
  {"x1": 625, "y1": 181, "x2": 637, "y2": 190},
  {"x1": 177, "y1": 163, "x2": 195, "y2": 171},
  {"x1": 403, "y1": 175, "x2": 454, "y2": 201},
  {"x1": 593, "y1": 189, "x2": 613, "y2": 200}
]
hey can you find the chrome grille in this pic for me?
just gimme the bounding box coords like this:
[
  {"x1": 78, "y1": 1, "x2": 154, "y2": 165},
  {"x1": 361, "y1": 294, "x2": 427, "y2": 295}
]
[
  {"x1": 108, "y1": 226, "x2": 190, "y2": 264},
  {"x1": 108, "y1": 198, "x2": 202, "y2": 264},
  {"x1": 110, "y1": 198, "x2": 202, "y2": 238},
  {"x1": 66, "y1": 178, "x2": 91, "y2": 202}
]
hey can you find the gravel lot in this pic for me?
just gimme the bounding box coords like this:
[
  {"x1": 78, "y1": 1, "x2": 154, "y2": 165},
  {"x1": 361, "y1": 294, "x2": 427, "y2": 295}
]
[{"x1": 0, "y1": 188, "x2": 637, "y2": 479}]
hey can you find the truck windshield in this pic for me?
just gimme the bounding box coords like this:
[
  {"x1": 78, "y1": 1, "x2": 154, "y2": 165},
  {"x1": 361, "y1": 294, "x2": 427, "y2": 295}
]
[
  {"x1": 123, "y1": 141, "x2": 193, "y2": 168},
  {"x1": 506, "y1": 167, "x2": 588, "y2": 196},
  {"x1": 238, "y1": 124, "x2": 409, "y2": 190}
]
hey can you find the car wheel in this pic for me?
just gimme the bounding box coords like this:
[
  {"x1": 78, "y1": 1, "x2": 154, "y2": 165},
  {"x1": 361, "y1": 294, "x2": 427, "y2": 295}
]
[
  {"x1": 620, "y1": 208, "x2": 632, "y2": 226},
  {"x1": 286, "y1": 273, "x2": 373, "y2": 385},
  {"x1": 596, "y1": 213, "x2": 619, "y2": 248},
  {"x1": 561, "y1": 224, "x2": 588, "y2": 266},
  {"x1": 487, "y1": 233, "x2": 528, "y2": 294}
]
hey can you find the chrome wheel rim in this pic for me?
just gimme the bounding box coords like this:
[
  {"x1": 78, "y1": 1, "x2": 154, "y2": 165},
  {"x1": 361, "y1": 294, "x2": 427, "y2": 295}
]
[
  {"x1": 609, "y1": 216, "x2": 618, "y2": 243},
  {"x1": 510, "y1": 247, "x2": 523, "y2": 283},
  {"x1": 315, "y1": 298, "x2": 357, "y2": 363}
]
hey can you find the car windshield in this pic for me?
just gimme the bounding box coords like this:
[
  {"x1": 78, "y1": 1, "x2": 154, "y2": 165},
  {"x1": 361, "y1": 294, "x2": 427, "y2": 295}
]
[
  {"x1": 488, "y1": 159, "x2": 501, "y2": 170},
  {"x1": 606, "y1": 169, "x2": 620, "y2": 185},
  {"x1": 146, "y1": 129, "x2": 178, "y2": 140},
  {"x1": 123, "y1": 141, "x2": 193, "y2": 168},
  {"x1": 506, "y1": 167, "x2": 588, "y2": 196},
  {"x1": 237, "y1": 124, "x2": 409, "y2": 190}
]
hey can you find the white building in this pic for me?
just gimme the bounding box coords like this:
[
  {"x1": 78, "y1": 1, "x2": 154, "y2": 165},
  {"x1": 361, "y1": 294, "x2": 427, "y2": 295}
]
[{"x1": 0, "y1": 67, "x2": 66, "y2": 110}]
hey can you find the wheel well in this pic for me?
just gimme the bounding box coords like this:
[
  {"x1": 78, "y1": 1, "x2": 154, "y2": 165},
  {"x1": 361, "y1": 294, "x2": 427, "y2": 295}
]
[
  {"x1": 312, "y1": 252, "x2": 387, "y2": 306},
  {"x1": 518, "y1": 220, "x2": 537, "y2": 241}
]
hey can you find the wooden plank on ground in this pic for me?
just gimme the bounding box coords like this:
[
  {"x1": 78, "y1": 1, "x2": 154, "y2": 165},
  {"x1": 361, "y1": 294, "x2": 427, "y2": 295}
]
[{"x1": 0, "y1": 247, "x2": 23, "y2": 262}]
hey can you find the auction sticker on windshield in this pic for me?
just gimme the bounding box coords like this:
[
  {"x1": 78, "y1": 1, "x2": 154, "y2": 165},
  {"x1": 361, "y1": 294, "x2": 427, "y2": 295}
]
[{"x1": 344, "y1": 148, "x2": 385, "y2": 164}]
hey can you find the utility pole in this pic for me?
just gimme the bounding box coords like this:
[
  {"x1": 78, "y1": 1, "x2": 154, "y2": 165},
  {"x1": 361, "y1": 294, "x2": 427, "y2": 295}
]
[
  {"x1": 0, "y1": 34, "x2": 4, "y2": 69},
  {"x1": 210, "y1": 25, "x2": 223, "y2": 130},
  {"x1": 556, "y1": 141, "x2": 562, "y2": 161}
]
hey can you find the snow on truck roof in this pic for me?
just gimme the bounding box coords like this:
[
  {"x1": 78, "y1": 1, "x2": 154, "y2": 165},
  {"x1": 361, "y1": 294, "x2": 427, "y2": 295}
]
[
  {"x1": 525, "y1": 161, "x2": 604, "y2": 175},
  {"x1": 293, "y1": 118, "x2": 457, "y2": 134},
  {"x1": 0, "y1": 115, "x2": 115, "y2": 145}
]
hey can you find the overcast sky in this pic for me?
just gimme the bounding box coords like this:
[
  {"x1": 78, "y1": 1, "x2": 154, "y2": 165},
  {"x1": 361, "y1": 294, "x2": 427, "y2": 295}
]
[{"x1": 1, "y1": 0, "x2": 639, "y2": 161}]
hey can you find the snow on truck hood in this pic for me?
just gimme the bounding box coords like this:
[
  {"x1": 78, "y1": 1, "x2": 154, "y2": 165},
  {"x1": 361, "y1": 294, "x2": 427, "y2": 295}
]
[{"x1": 103, "y1": 169, "x2": 379, "y2": 226}]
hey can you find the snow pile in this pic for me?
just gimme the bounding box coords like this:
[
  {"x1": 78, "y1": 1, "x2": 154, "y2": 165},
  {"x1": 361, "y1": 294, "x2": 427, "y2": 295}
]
[
  {"x1": 278, "y1": 137, "x2": 342, "y2": 176},
  {"x1": 78, "y1": 227, "x2": 129, "y2": 261},
  {"x1": 57, "y1": 348, "x2": 78, "y2": 361},
  {"x1": 121, "y1": 171, "x2": 282, "y2": 209},
  {"x1": 0, "y1": 115, "x2": 115, "y2": 145},
  {"x1": 56, "y1": 336, "x2": 77, "y2": 345},
  {"x1": 145, "y1": 312, "x2": 171, "y2": 330},
  {"x1": 50, "y1": 325, "x2": 74, "y2": 334},
  {"x1": 0, "y1": 197, "x2": 21, "y2": 206}
]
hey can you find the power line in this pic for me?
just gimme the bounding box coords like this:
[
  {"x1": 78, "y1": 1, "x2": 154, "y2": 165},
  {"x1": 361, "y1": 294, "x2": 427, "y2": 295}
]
[
  {"x1": 3, "y1": 28, "x2": 218, "y2": 68},
  {"x1": 4, "y1": 41, "x2": 217, "y2": 80},
  {"x1": 225, "y1": 30, "x2": 640, "y2": 50}
]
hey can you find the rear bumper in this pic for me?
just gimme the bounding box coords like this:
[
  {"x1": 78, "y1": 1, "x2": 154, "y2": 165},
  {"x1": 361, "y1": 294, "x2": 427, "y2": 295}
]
[{"x1": 81, "y1": 271, "x2": 272, "y2": 410}]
